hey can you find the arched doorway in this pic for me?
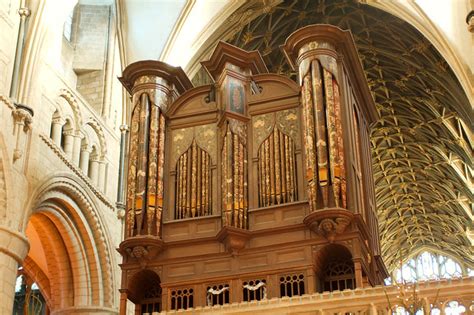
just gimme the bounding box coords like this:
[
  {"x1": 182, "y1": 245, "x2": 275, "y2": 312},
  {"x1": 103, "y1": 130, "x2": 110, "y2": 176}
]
[
  {"x1": 315, "y1": 244, "x2": 355, "y2": 293},
  {"x1": 128, "y1": 270, "x2": 162, "y2": 314}
]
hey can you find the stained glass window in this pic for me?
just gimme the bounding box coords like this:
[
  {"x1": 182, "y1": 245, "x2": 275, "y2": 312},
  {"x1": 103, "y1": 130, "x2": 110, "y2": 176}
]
[{"x1": 392, "y1": 251, "x2": 463, "y2": 283}]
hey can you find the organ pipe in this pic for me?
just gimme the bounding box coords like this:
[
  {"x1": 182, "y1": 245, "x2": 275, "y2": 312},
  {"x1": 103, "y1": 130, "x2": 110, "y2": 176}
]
[
  {"x1": 221, "y1": 124, "x2": 248, "y2": 228},
  {"x1": 257, "y1": 128, "x2": 297, "y2": 207},
  {"x1": 126, "y1": 93, "x2": 166, "y2": 237},
  {"x1": 301, "y1": 59, "x2": 347, "y2": 210},
  {"x1": 175, "y1": 140, "x2": 212, "y2": 219}
]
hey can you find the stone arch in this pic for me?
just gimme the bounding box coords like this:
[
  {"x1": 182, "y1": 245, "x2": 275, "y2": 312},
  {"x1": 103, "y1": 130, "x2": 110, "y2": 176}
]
[
  {"x1": 22, "y1": 174, "x2": 116, "y2": 310},
  {"x1": 59, "y1": 89, "x2": 83, "y2": 132},
  {"x1": 83, "y1": 118, "x2": 107, "y2": 159}
]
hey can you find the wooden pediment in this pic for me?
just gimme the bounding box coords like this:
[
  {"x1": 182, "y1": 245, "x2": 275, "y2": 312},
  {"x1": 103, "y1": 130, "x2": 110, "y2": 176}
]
[
  {"x1": 248, "y1": 73, "x2": 300, "y2": 114},
  {"x1": 167, "y1": 85, "x2": 218, "y2": 128}
]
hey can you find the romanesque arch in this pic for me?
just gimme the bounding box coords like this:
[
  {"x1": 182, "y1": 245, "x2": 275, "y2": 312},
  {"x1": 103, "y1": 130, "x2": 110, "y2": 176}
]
[{"x1": 21, "y1": 174, "x2": 116, "y2": 312}]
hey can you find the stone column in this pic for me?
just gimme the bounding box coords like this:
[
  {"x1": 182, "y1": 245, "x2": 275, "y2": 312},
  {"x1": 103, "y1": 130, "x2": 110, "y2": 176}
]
[
  {"x1": 98, "y1": 160, "x2": 107, "y2": 191},
  {"x1": 116, "y1": 124, "x2": 129, "y2": 210},
  {"x1": 51, "y1": 117, "x2": 64, "y2": 147},
  {"x1": 9, "y1": 7, "x2": 31, "y2": 100},
  {"x1": 79, "y1": 145, "x2": 91, "y2": 174},
  {"x1": 71, "y1": 134, "x2": 82, "y2": 165},
  {"x1": 88, "y1": 152, "x2": 100, "y2": 185},
  {"x1": 117, "y1": 60, "x2": 192, "y2": 311},
  {"x1": 62, "y1": 129, "x2": 75, "y2": 158},
  {"x1": 0, "y1": 226, "x2": 30, "y2": 315}
]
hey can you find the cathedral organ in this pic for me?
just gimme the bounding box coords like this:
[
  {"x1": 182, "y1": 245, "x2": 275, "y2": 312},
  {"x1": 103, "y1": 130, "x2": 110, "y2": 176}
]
[{"x1": 117, "y1": 25, "x2": 388, "y2": 314}]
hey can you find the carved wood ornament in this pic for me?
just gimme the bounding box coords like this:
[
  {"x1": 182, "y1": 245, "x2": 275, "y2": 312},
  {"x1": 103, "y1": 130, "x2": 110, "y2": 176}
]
[{"x1": 117, "y1": 26, "x2": 389, "y2": 314}]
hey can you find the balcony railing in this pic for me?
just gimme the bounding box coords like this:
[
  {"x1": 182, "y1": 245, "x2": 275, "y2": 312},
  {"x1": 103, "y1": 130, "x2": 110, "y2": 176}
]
[{"x1": 152, "y1": 277, "x2": 473, "y2": 315}]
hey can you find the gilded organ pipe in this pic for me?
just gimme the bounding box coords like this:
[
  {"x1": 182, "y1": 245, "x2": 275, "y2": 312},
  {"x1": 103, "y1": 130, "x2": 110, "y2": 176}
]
[
  {"x1": 125, "y1": 92, "x2": 167, "y2": 237},
  {"x1": 302, "y1": 74, "x2": 318, "y2": 212},
  {"x1": 221, "y1": 124, "x2": 248, "y2": 228},
  {"x1": 300, "y1": 58, "x2": 347, "y2": 210},
  {"x1": 333, "y1": 79, "x2": 347, "y2": 209},
  {"x1": 257, "y1": 128, "x2": 297, "y2": 207},
  {"x1": 175, "y1": 140, "x2": 212, "y2": 219}
]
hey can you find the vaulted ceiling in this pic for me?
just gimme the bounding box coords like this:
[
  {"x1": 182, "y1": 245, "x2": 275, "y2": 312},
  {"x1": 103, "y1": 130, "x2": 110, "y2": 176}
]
[{"x1": 191, "y1": 0, "x2": 473, "y2": 270}]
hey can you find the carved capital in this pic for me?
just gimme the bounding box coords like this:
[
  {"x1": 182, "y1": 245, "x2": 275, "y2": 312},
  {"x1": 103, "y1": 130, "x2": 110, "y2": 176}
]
[
  {"x1": 12, "y1": 104, "x2": 33, "y2": 131},
  {"x1": 119, "y1": 124, "x2": 129, "y2": 133},
  {"x1": 81, "y1": 144, "x2": 92, "y2": 153},
  {"x1": 467, "y1": 10, "x2": 474, "y2": 33},
  {"x1": 63, "y1": 128, "x2": 75, "y2": 137},
  {"x1": 304, "y1": 208, "x2": 353, "y2": 243},
  {"x1": 116, "y1": 202, "x2": 126, "y2": 220},
  {"x1": 52, "y1": 117, "x2": 65, "y2": 125},
  {"x1": 18, "y1": 7, "x2": 31, "y2": 18}
]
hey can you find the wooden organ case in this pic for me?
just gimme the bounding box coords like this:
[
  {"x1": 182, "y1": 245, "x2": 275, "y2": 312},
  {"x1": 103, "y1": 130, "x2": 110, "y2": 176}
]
[{"x1": 118, "y1": 25, "x2": 388, "y2": 314}]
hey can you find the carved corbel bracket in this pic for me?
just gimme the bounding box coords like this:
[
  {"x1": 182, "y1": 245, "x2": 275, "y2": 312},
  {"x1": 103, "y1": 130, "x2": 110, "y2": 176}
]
[
  {"x1": 118, "y1": 236, "x2": 164, "y2": 268},
  {"x1": 216, "y1": 226, "x2": 251, "y2": 255},
  {"x1": 12, "y1": 103, "x2": 33, "y2": 162},
  {"x1": 303, "y1": 208, "x2": 353, "y2": 243}
]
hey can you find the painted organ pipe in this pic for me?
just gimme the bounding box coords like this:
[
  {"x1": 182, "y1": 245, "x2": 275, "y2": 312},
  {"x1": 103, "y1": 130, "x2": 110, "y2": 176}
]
[
  {"x1": 175, "y1": 140, "x2": 212, "y2": 219},
  {"x1": 222, "y1": 124, "x2": 248, "y2": 228},
  {"x1": 126, "y1": 93, "x2": 166, "y2": 237},
  {"x1": 258, "y1": 128, "x2": 297, "y2": 207},
  {"x1": 301, "y1": 59, "x2": 346, "y2": 211}
]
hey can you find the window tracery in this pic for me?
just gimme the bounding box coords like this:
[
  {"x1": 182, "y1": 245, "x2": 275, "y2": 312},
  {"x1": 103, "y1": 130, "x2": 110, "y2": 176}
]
[
  {"x1": 206, "y1": 284, "x2": 229, "y2": 306},
  {"x1": 392, "y1": 251, "x2": 464, "y2": 283}
]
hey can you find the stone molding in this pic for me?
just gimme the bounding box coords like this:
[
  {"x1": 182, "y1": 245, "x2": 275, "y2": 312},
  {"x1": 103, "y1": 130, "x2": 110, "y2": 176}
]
[
  {"x1": 0, "y1": 224, "x2": 30, "y2": 263},
  {"x1": 31, "y1": 176, "x2": 116, "y2": 308},
  {"x1": 39, "y1": 133, "x2": 114, "y2": 209}
]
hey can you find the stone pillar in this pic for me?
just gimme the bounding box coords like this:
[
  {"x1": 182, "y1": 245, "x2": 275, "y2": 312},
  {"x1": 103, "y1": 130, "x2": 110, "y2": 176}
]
[
  {"x1": 98, "y1": 160, "x2": 107, "y2": 191},
  {"x1": 71, "y1": 134, "x2": 82, "y2": 165},
  {"x1": 0, "y1": 226, "x2": 30, "y2": 315},
  {"x1": 9, "y1": 7, "x2": 31, "y2": 100},
  {"x1": 116, "y1": 124, "x2": 129, "y2": 211},
  {"x1": 62, "y1": 129, "x2": 75, "y2": 158},
  {"x1": 117, "y1": 60, "x2": 192, "y2": 311},
  {"x1": 201, "y1": 41, "x2": 268, "y2": 253},
  {"x1": 51, "y1": 117, "x2": 64, "y2": 147},
  {"x1": 88, "y1": 152, "x2": 100, "y2": 185},
  {"x1": 79, "y1": 145, "x2": 91, "y2": 174}
]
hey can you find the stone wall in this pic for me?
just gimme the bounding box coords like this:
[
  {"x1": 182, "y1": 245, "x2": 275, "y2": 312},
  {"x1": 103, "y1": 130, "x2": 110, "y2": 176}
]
[{"x1": 0, "y1": 0, "x2": 122, "y2": 313}]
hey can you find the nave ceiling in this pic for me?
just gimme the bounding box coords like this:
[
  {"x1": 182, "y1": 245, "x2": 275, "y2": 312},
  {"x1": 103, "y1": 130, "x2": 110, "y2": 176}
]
[{"x1": 189, "y1": 0, "x2": 473, "y2": 270}]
